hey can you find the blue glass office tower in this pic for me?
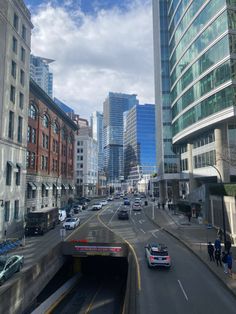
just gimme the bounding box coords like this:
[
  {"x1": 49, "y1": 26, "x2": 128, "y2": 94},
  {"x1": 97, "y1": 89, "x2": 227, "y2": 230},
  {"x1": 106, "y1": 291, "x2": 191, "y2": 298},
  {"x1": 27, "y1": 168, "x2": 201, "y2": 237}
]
[
  {"x1": 124, "y1": 104, "x2": 157, "y2": 179},
  {"x1": 103, "y1": 92, "x2": 139, "y2": 183}
]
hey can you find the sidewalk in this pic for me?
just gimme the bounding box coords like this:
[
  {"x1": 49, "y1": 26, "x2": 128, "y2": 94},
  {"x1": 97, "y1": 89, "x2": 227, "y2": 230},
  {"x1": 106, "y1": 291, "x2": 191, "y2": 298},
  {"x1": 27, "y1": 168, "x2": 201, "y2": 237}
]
[{"x1": 145, "y1": 204, "x2": 236, "y2": 297}]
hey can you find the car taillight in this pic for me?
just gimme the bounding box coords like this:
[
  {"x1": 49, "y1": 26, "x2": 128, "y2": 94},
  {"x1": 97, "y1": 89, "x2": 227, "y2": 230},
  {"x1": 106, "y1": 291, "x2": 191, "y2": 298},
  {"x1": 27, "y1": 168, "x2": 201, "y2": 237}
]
[
  {"x1": 166, "y1": 256, "x2": 171, "y2": 261},
  {"x1": 150, "y1": 256, "x2": 155, "y2": 262}
]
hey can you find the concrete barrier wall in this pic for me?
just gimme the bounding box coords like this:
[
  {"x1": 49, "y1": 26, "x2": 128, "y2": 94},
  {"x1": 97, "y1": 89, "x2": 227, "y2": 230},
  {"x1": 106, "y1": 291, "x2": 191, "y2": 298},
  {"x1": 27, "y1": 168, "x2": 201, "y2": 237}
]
[
  {"x1": 123, "y1": 250, "x2": 140, "y2": 314},
  {"x1": 31, "y1": 274, "x2": 81, "y2": 314},
  {"x1": 0, "y1": 243, "x2": 66, "y2": 314}
]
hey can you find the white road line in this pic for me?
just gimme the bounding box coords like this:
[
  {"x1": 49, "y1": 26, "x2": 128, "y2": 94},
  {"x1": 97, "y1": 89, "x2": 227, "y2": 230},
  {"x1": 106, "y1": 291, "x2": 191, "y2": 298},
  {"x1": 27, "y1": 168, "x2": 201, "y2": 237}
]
[
  {"x1": 140, "y1": 228, "x2": 146, "y2": 234},
  {"x1": 151, "y1": 231, "x2": 158, "y2": 238},
  {"x1": 178, "y1": 280, "x2": 188, "y2": 301},
  {"x1": 108, "y1": 205, "x2": 121, "y2": 225}
]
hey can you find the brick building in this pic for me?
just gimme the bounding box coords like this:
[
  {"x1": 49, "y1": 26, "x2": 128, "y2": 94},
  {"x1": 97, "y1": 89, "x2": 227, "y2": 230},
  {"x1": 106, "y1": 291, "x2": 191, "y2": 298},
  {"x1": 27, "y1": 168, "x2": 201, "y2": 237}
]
[{"x1": 26, "y1": 79, "x2": 77, "y2": 213}]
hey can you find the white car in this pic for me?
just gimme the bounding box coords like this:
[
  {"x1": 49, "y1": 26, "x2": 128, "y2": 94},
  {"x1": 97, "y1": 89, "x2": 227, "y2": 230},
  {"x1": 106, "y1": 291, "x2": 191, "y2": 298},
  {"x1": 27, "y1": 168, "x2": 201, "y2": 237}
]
[
  {"x1": 63, "y1": 217, "x2": 80, "y2": 230},
  {"x1": 145, "y1": 243, "x2": 171, "y2": 268},
  {"x1": 100, "y1": 200, "x2": 108, "y2": 206},
  {"x1": 92, "y1": 203, "x2": 102, "y2": 210}
]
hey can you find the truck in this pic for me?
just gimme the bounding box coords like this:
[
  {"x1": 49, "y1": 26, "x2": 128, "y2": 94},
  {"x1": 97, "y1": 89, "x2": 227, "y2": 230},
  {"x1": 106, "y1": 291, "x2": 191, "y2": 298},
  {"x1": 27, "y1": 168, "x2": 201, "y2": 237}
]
[{"x1": 25, "y1": 208, "x2": 59, "y2": 236}]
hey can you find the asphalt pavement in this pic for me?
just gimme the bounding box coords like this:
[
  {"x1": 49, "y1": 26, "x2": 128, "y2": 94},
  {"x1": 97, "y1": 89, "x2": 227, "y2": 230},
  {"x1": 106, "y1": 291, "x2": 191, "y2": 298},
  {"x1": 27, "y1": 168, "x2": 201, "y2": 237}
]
[{"x1": 144, "y1": 201, "x2": 236, "y2": 298}]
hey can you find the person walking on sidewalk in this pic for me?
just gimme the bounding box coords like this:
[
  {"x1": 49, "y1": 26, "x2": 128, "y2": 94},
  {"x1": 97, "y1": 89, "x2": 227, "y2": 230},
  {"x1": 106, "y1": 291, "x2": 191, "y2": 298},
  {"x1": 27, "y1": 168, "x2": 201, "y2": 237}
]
[
  {"x1": 207, "y1": 242, "x2": 215, "y2": 262},
  {"x1": 222, "y1": 252, "x2": 228, "y2": 274},
  {"x1": 227, "y1": 252, "x2": 233, "y2": 276},
  {"x1": 214, "y1": 238, "x2": 221, "y2": 252},
  {"x1": 215, "y1": 249, "x2": 222, "y2": 267},
  {"x1": 217, "y1": 228, "x2": 223, "y2": 242}
]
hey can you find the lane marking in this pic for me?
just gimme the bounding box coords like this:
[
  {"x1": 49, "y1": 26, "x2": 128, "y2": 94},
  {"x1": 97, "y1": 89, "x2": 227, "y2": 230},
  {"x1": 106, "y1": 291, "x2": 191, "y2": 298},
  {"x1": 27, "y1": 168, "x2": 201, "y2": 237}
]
[
  {"x1": 140, "y1": 228, "x2": 146, "y2": 234},
  {"x1": 85, "y1": 283, "x2": 103, "y2": 314},
  {"x1": 108, "y1": 205, "x2": 121, "y2": 225},
  {"x1": 178, "y1": 280, "x2": 188, "y2": 301}
]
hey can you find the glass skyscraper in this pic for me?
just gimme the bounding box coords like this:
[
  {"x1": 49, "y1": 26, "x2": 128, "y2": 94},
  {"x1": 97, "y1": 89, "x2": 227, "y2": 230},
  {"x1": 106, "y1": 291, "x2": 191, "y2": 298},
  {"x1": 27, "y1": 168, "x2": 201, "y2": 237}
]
[
  {"x1": 30, "y1": 55, "x2": 54, "y2": 98},
  {"x1": 153, "y1": 0, "x2": 236, "y2": 201},
  {"x1": 103, "y1": 92, "x2": 139, "y2": 183},
  {"x1": 124, "y1": 104, "x2": 156, "y2": 180}
]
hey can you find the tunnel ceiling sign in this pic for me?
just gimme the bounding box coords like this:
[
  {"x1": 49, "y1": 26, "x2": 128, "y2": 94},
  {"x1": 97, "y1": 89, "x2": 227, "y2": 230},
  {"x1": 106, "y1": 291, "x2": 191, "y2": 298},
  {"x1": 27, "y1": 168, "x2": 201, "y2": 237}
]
[{"x1": 75, "y1": 245, "x2": 122, "y2": 255}]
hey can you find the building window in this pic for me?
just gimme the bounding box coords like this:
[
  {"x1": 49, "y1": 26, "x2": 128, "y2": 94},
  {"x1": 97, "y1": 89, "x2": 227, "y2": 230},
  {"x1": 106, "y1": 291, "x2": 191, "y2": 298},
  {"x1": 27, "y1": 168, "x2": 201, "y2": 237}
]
[
  {"x1": 31, "y1": 152, "x2": 36, "y2": 168},
  {"x1": 27, "y1": 126, "x2": 31, "y2": 142},
  {"x1": 28, "y1": 103, "x2": 37, "y2": 119},
  {"x1": 16, "y1": 165, "x2": 21, "y2": 185},
  {"x1": 19, "y1": 92, "x2": 24, "y2": 108},
  {"x1": 42, "y1": 115, "x2": 49, "y2": 128},
  {"x1": 17, "y1": 116, "x2": 23, "y2": 143},
  {"x1": 4, "y1": 201, "x2": 10, "y2": 222},
  {"x1": 22, "y1": 24, "x2": 26, "y2": 40},
  {"x1": 12, "y1": 36, "x2": 17, "y2": 53},
  {"x1": 53, "y1": 122, "x2": 59, "y2": 134},
  {"x1": 26, "y1": 151, "x2": 30, "y2": 168},
  {"x1": 14, "y1": 200, "x2": 19, "y2": 220},
  {"x1": 42, "y1": 133, "x2": 49, "y2": 149},
  {"x1": 32, "y1": 128, "x2": 36, "y2": 144},
  {"x1": 8, "y1": 111, "x2": 14, "y2": 139},
  {"x1": 41, "y1": 184, "x2": 46, "y2": 197},
  {"x1": 10, "y1": 85, "x2": 15, "y2": 103},
  {"x1": 11, "y1": 60, "x2": 16, "y2": 78},
  {"x1": 21, "y1": 47, "x2": 25, "y2": 63},
  {"x1": 20, "y1": 69, "x2": 25, "y2": 86},
  {"x1": 13, "y1": 13, "x2": 19, "y2": 30},
  {"x1": 6, "y1": 162, "x2": 12, "y2": 185}
]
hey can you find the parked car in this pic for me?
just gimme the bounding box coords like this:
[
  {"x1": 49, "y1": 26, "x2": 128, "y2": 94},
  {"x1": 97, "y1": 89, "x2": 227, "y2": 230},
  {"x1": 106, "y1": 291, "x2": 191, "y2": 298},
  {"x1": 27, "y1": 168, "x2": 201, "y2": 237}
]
[
  {"x1": 58, "y1": 210, "x2": 67, "y2": 222},
  {"x1": 92, "y1": 203, "x2": 102, "y2": 210},
  {"x1": 63, "y1": 217, "x2": 80, "y2": 230},
  {"x1": 132, "y1": 201, "x2": 142, "y2": 211},
  {"x1": 145, "y1": 243, "x2": 171, "y2": 268},
  {"x1": 100, "y1": 200, "x2": 108, "y2": 206},
  {"x1": 107, "y1": 197, "x2": 113, "y2": 201},
  {"x1": 124, "y1": 199, "x2": 130, "y2": 206},
  {"x1": 0, "y1": 255, "x2": 24, "y2": 286},
  {"x1": 118, "y1": 209, "x2": 129, "y2": 220}
]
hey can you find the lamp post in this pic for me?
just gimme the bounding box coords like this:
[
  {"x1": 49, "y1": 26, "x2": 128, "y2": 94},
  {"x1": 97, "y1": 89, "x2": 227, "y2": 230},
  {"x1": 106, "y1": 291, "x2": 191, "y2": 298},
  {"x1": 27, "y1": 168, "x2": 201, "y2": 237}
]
[{"x1": 209, "y1": 165, "x2": 227, "y2": 247}]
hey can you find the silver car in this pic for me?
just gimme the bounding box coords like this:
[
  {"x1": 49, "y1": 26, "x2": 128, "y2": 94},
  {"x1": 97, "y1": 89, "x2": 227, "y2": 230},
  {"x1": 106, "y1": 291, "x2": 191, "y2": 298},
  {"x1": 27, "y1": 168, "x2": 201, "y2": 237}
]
[
  {"x1": 145, "y1": 243, "x2": 171, "y2": 268},
  {"x1": 0, "y1": 255, "x2": 24, "y2": 285}
]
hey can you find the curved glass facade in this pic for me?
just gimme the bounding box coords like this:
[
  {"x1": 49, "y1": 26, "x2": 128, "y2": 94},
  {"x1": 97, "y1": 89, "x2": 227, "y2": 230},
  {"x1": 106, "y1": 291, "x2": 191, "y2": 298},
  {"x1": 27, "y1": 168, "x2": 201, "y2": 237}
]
[{"x1": 168, "y1": 0, "x2": 236, "y2": 138}]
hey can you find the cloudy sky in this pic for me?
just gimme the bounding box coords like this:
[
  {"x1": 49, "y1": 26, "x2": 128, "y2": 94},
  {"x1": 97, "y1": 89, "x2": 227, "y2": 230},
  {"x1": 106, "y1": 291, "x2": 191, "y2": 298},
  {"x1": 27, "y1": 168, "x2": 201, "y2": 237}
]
[{"x1": 25, "y1": 0, "x2": 154, "y2": 119}]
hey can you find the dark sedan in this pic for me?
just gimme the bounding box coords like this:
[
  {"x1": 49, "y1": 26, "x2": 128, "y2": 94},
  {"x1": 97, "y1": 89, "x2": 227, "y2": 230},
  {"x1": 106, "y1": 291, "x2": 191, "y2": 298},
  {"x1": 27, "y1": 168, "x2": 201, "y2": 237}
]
[{"x1": 118, "y1": 209, "x2": 129, "y2": 220}]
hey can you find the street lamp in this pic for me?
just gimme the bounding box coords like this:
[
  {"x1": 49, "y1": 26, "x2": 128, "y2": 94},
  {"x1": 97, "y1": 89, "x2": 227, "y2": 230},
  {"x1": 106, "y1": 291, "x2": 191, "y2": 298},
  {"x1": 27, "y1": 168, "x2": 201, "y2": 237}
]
[{"x1": 209, "y1": 165, "x2": 227, "y2": 247}]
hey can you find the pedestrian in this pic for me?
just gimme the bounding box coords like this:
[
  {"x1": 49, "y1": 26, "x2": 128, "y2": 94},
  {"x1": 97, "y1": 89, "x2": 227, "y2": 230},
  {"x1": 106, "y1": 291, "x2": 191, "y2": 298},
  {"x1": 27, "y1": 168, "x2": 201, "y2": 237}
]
[
  {"x1": 222, "y1": 252, "x2": 228, "y2": 274},
  {"x1": 157, "y1": 202, "x2": 160, "y2": 209},
  {"x1": 225, "y1": 240, "x2": 231, "y2": 254},
  {"x1": 227, "y1": 252, "x2": 233, "y2": 277},
  {"x1": 187, "y1": 211, "x2": 191, "y2": 222},
  {"x1": 214, "y1": 238, "x2": 221, "y2": 252},
  {"x1": 207, "y1": 242, "x2": 215, "y2": 262},
  {"x1": 217, "y1": 228, "x2": 223, "y2": 242},
  {"x1": 162, "y1": 203, "x2": 165, "y2": 210},
  {"x1": 215, "y1": 249, "x2": 222, "y2": 267}
]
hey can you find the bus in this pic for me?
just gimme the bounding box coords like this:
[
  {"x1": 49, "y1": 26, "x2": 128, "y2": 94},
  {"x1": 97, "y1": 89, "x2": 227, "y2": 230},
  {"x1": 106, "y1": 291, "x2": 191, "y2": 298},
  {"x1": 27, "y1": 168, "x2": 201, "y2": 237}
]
[{"x1": 25, "y1": 208, "x2": 59, "y2": 236}]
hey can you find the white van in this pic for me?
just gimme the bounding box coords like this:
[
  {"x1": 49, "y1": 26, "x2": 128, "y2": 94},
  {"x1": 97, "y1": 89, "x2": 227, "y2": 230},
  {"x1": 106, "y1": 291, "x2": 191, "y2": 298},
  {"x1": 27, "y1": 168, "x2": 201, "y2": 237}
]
[{"x1": 58, "y1": 210, "x2": 67, "y2": 222}]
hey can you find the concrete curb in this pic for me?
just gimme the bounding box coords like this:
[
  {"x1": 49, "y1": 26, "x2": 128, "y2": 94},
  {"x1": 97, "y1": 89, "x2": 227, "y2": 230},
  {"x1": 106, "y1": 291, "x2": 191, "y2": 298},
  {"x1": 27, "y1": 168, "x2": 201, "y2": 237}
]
[{"x1": 144, "y1": 208, "x2": 236, "y2": 299}]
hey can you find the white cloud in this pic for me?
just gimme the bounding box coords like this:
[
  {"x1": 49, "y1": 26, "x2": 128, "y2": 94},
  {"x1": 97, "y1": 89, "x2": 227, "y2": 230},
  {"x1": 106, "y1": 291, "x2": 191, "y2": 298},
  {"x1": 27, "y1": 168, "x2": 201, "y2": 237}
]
[{"x1": 31, "y1": 0, "x2": 154, "y2": 119}]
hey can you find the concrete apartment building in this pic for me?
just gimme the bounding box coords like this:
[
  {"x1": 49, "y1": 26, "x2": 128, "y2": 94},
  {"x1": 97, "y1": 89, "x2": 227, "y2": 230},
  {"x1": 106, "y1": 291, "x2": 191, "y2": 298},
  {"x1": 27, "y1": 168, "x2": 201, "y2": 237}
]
[
  {"x1": 75, "y1": 126, "x2": 98, "y2": 197},
  {"x1": 0, "y1": 0, "x2": 33, "y2": 239},
  {"x1": 153, "y1": 0, "x2": 236, "y2": 241},
  {"x1": 26, "y1": 79, "x2": 77, "y2": 213}
]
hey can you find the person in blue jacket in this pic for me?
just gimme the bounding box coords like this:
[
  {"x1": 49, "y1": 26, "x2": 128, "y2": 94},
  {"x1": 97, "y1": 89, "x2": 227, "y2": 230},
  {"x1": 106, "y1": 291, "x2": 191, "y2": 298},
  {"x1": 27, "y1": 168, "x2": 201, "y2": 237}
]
[{"x1": 227, "y1": 252, "x2": 233, "y2": 276}]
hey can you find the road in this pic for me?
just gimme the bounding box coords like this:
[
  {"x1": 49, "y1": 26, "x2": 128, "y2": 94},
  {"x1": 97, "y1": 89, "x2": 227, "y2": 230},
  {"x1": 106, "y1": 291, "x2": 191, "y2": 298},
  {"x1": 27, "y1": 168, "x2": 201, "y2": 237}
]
[
  {"x1": 98, "y1": 197, "x2": 236, "y2": 314},
  {"x1": 7, "y1": 197, "x2": 236, "y2": 313}
]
